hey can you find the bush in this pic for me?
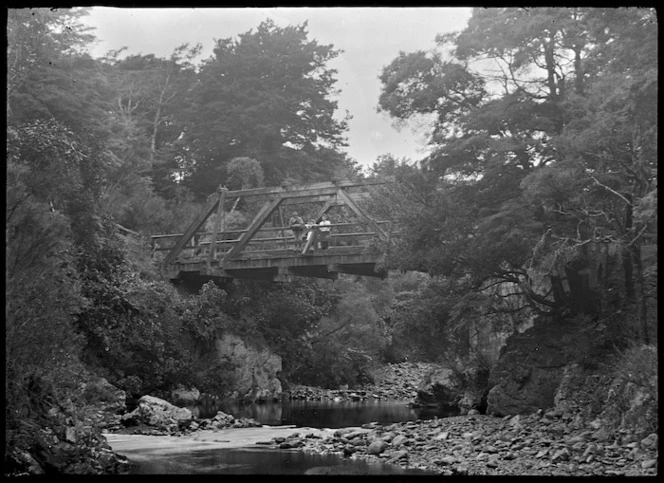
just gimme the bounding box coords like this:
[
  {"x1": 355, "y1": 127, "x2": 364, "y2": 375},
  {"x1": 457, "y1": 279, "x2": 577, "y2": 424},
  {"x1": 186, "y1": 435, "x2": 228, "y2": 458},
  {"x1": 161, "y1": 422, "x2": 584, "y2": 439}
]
[
  {"x1": 293, "y1": 341, "x2": 375, "y2": 389},
  {"x1": 193, "y1": 358, "x2": 238, "y2": 397},
  {"x1": 607, "y1": 344, "x2": 658, "y2": 436},
  {"x1": 5, "y1": 194, "x2": 85, "y2": 429},
  {"x1": 178, "y1": 281, "x2": 229, "y2": 345},
  {"x1": 73, "y1": 228, "x2": 195, "y2": 398}
]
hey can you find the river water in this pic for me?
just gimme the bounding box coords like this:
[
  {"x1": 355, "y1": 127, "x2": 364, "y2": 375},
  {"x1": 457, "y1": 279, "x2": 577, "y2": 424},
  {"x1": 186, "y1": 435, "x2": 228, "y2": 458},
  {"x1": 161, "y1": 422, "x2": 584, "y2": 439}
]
[
  {"x1": 127, "y1": 446, "x2": 434, "y2": 475},
  {"x1": 200, "y1": 398, "x2": 458, "y2": 427},
  {"x1": 119, "y1": 399, "x2": 455, "y2": 475}
]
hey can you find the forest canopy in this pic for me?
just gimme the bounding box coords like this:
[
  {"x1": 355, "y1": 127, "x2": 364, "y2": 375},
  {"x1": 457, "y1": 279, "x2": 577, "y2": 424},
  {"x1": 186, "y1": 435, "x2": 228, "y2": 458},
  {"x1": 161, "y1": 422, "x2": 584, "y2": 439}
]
[{"x1": 373, "y1": 7, "x2": 656, "y2": 339}]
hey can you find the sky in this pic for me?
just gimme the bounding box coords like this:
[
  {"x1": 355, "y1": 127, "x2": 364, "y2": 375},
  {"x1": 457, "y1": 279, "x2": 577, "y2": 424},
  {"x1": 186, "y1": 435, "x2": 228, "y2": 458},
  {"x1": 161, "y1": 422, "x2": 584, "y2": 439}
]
[{"x1": 81, "y1": 7, "x2": 473, "y2": 169}]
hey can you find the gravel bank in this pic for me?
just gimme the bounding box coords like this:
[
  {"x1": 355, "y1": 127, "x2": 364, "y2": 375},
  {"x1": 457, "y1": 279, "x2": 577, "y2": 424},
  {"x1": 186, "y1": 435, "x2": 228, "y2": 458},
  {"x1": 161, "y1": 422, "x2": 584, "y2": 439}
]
[
  {"x1": 285, "y1": 362, "x2": 439, "y2": 402},
  {"x1": 260, "y1": 412, "x2": 658, "y2": 476}
]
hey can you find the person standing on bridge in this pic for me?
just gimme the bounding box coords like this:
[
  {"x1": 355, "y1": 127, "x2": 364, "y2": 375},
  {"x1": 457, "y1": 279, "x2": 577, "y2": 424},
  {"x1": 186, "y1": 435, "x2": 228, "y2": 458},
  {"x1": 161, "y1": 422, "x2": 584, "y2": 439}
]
[
  {"x1": 288, "y1": 211, "x2": 305, "y2": 250},
  {"x1": 304, "y1": 218, "x2": 317, "y2": 254},
  {"x1": 318, "y1": 214, "x2": 331, "y2": 250}
]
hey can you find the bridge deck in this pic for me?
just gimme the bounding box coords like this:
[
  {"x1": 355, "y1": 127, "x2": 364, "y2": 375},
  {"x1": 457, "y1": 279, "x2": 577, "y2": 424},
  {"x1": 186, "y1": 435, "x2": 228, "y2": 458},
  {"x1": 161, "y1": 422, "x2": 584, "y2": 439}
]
[{"x1": 163, "y1": 247, "x2": 385, "y2": 282}]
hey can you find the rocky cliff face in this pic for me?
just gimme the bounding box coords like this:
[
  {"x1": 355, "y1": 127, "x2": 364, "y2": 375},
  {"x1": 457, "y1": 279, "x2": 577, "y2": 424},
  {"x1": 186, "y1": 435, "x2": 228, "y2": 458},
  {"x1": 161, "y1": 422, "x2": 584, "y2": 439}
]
[
  {"x1": 483, "y1": 313, "x2": 648, "y2": 419},
  {"x1": 5, "y1": 375, "x2": 131, "y2": 476},
  {"x1": 215, "y1": 334, "x2": 283, "y2": 404},
  {"x1": 486, "y1": 317, "x2": 585, "y2": 416}
]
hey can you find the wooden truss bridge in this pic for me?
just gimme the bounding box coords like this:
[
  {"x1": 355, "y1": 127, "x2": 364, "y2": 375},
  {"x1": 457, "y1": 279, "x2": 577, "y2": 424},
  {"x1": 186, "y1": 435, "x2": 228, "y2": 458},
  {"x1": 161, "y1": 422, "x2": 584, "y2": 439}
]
[{"x1": 152, "y1": 179, "x2": 392, "y2": 282}]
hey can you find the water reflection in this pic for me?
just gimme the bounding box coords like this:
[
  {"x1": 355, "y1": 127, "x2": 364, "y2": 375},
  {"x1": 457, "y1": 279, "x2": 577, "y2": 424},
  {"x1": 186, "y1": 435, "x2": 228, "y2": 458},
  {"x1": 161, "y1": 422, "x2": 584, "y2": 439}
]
[
  {"x1": 128, "y1": 447, "x2": 435, "y2": 475},
  {"x1": 192, "y1": 399, "x2": 458, "y2": 428}
]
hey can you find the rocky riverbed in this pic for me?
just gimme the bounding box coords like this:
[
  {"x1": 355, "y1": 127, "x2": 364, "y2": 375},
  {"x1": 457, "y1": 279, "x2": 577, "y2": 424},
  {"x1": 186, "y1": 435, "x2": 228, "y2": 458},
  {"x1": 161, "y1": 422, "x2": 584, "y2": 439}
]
[
  {"x1": 73, "y1": 361, "x2": 654, "y2": 476},
  {"x1": 257, "y1": 411, "x2": 658, "y2": 476},
  {"x1": 284, "y1": 362, "x2": 437, "y2": 402},
  {"x1": 103, "y1": 360, "x2": 658, "y2": 476}
]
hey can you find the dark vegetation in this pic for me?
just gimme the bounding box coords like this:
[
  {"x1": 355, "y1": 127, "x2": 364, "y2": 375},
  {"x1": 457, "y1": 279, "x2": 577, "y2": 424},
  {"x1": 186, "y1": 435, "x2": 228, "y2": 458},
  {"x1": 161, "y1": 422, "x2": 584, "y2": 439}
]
[{"x1": 6, "y1": 7, "x2": 657, "y2": 474}]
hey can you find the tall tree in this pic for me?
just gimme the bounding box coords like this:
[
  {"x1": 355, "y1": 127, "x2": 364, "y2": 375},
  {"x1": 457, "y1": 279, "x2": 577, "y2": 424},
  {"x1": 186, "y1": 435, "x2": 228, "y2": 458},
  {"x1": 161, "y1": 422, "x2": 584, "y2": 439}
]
[
  {"x1": 181, "y1": 19, "x2": 351, "y2": 195},
  {"x1": 97, "y1": 45, "x2": 201, "y2": 197},
  {"x1": 377, "y1": 7, "x2": 657, "y2": 331},
  {"x1": 7, "y1": 8, "x2": 109, "y2": 136},
  {"x1": 521, "y1": 7, "x2": 657, "y2": 336}
]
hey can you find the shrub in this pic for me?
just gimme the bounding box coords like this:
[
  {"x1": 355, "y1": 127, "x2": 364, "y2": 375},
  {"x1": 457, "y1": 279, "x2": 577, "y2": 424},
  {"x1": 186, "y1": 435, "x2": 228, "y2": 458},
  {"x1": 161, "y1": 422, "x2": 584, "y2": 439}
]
[
  {"x1": 193, "y1": 358, "x2": 238, "y2": 397},
  {"x1": 73, "y1": 228, "x2": 194, "y2": 398},
  {"x1": 5, "y1": 194, "x2": 85, "y2": 429},
  {"x1": 178, "y1": 281, "x2": 229, "y2": 345},
  {"x1": 597, "y1": 343, "x2": 658, "y2": 438}
]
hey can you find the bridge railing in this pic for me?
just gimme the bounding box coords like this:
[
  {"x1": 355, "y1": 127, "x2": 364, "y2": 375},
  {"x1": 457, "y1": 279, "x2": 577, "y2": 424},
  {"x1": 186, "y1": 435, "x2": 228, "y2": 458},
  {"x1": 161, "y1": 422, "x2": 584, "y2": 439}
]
[{"x1": 151, "y1": 220, "x2": 391, "y2": 263}]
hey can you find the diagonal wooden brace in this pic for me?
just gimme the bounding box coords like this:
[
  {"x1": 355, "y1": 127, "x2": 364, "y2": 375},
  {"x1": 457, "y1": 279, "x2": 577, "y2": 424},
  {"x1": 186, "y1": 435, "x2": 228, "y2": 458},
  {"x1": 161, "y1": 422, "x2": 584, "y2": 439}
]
[
  {"x1": 336, "y1": 189, "x2": 388, "y2": 241},
  {"x1": 224, "y1": 196, "x2": 284, "y2": 260},
  {"x1": 163, "y1": 192, "x2": 221, "y2": 267}
]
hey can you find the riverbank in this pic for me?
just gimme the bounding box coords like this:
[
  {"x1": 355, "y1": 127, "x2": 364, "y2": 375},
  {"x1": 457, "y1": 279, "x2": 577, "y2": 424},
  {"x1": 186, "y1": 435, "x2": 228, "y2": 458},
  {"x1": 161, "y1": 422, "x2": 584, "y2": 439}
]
[
  {"x1": 106, "y1": 426, "x2": 334, "y2": 454},
  {"x1": 103, "y1": 361, "x2": 658, "y2": 475},
  {"x1": 106, "y1": 411, "x2": 658, "y2": 476},
  {"x1": 259, "y1": 412, "x2": 658, "y2": 476}
]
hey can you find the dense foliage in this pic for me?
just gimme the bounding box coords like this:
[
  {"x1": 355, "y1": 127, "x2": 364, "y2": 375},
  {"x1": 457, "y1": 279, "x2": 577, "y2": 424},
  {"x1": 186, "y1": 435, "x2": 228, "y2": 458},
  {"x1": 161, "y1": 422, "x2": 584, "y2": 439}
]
[
  {"x1": 374, "y1": 7, "x2": 657, "y2": 346},
  {"x1": 5, "y1": 7, "x2": 382, "y2": 433},
  {"x1": 5, "y1": 7, "x2": 363, "y2": 439}
]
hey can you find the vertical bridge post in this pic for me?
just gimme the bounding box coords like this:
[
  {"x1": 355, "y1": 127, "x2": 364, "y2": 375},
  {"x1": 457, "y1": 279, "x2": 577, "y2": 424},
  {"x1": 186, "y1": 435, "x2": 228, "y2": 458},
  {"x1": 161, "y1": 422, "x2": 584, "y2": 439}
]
[{"x1": 207, "y1": 186, "x2": 227, "y2": 270}]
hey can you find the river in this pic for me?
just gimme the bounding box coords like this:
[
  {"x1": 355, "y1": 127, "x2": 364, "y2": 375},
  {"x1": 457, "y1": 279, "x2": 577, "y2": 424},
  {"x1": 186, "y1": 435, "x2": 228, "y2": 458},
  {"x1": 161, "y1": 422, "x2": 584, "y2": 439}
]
[
  {"x1": 203, "y1": 398, "x2": 459, "y2": 427},
  {"x1": 108, "y1": 399, "x2": 455, "y2": 474}
]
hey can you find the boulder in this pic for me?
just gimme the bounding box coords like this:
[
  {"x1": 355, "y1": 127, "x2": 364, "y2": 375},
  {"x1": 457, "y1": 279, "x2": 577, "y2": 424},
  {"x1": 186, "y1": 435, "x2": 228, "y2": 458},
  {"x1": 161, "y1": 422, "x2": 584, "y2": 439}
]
[
  {"x1": 367, "y1": 440, "x2": 387, "y2": 454},
  {"x1": 458, "y1": 391, "x2": 483, "y2": 413},
  {"x1": 390, "y1": 450, "x2": 409, "y2": 461},
  {"x1": 486, "y1": 317, "x2": 594, "y2": 416},
  {"x1": 215, "y1": 334, "x2": 282, "y2": 404},
  {"x1": 121, "y1": 395, "x2": 193, "y2": 431},
  {"x1": 640, "y1": 433, "x2": 657, "y2": 450},
  {"x1": 415, "y1": 367, "x2": 463, "y2": 409},
  {"x1": 391, "y1": 434, "x2": 409, "y2": 447},
  {"x1": 170, "y1": 385, "x2": 200, "y2": 407}
]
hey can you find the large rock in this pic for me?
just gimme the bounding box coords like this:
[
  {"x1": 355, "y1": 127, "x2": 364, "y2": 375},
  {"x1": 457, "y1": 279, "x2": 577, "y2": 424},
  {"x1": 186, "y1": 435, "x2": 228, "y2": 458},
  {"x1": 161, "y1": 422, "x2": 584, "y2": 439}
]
[
  {"x1": 486, "y1": 317, "x2": 596, "y2": 416},
  {"x1": 415, "y1": 367, "x2": 464, "y2": 409},
  {"x1": 6, "y1": 404, "x2": 130, "y2": 475},
  {"x1": 554, "y1": 363, "x2": 610, "y2": 418},
  {"x1": 591, "y1": 346, "x2": 657, "y2": 440},
  {"x1": 121, "y1": 395, "x2": 193, "y2": 431},
  {"x1": 215, "y1": 334, "x2": 282, "y2": 404}
]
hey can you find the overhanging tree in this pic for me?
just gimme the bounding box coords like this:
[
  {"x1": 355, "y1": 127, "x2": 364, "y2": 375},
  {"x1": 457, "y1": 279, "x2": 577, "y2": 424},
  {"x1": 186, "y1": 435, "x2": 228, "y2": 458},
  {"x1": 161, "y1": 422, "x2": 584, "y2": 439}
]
[{"x1": 376, "y1": 7, "x2": 657, "y2": 333}]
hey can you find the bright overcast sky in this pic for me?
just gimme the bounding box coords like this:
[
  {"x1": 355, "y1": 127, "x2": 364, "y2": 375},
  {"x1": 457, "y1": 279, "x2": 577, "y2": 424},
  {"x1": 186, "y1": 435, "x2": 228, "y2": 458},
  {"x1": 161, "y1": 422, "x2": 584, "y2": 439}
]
[{"x1": 82, "y1": 7, "x2": 473, "y2": 169}]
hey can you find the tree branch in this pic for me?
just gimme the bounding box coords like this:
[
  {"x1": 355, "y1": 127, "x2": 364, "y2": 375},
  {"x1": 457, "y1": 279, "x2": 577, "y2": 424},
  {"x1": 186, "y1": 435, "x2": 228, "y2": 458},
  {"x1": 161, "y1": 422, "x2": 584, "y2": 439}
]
[{"x1": 590, "y1": 176, "x2": 632, "y2": 206}]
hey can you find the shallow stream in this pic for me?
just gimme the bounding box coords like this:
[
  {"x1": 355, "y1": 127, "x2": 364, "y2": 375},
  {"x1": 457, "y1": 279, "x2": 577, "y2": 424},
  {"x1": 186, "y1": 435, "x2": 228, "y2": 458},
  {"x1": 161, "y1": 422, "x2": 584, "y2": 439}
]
[{"x1": 113, "y1": 399, "x2": 454, "y2": 474}]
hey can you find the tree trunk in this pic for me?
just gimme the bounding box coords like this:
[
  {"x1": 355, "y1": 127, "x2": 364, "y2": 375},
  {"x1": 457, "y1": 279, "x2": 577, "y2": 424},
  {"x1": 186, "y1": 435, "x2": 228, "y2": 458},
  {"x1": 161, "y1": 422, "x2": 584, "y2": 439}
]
[
  {"x1": 543, "y1": 36, "x2": 558, "y2": 100},
  {"x1": 622, "y1": 194, "x2": 636, "y2": 302},
  {"x1": 630, "y1": 243, "x2": 649, "y2": 344},
  {"x1": 573, "y1": 45, "x2": 584, "y2": 95},
  {"x1": 150, "y1": 64, "x2": 173, "y2": 166}
]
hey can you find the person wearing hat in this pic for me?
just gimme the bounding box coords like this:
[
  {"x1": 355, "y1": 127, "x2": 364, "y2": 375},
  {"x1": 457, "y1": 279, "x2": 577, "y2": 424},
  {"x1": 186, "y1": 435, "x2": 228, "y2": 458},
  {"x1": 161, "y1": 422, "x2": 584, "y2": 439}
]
[{"x1": 288, "y1": 211, "x2": 305, "y2": 250}]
